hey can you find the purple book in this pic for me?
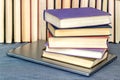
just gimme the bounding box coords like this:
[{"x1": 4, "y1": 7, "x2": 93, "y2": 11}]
[{"x1": 44, "y1": 7, "x2": 111, "y2": 28}]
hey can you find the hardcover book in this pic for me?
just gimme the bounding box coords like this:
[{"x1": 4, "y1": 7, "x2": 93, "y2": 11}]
[
  {"x1": 48, "y1": 36, "x2": 108, "y2": 48},
  {"x1": 48, "y1": 24, "x2": 111, "y2": 37},
  {"x1": 45, "y1": 46, "x2": 107, "y2": 59},
  {"x1": 44, "y1": 7, "x2": 111, "y2": 28},
  {"x1": 42, "y1": 51, "x2": 108, "y2": 68}
]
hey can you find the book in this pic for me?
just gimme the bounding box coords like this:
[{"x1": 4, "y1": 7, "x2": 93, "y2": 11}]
[
  {"x1": 39, "y1": 0, "x2": 47, "y2": 40},
  {"x1": 22, "y1": 0, "x2": 30, "y2": 42},
  {"x1": 0, "y1": 0, "x2": 4, "y2": 43},
  {"x1": 89, "y1": 0, "x2": 96, "y2": 8},
  {"x1": 48, "y1": 36, "x2": 108, "y2": 48},
  {"x1": 48, "y1": 24, "x2": 111, "y2": 37},
  {"x1": 72, "y1": 0, "x2": 79, "y2": 8},
  {"x1": 96, "y1": 0, "x2": 102, "y2": 10},
  {"x1": 47, "y1": 0, "x2": 54, "y2": 9},
  {"x1": 5, "y1": 0, "x2": 13, "y2": 43},
  {"x1": 55, "y1": 0, "x2": 62, "y2": 9},
  {"x1": 62, "y1": 0, "x2": 71, "y2": 8},
  {"x1": 80, "y1": 0, "x2": 89, "y2": 7},
  {"x1": 108, "y1": 0, "x2": 115, "y2": 42},
  {"x1": 44, "y1": 7, "x2": 111, "y2": 28},
  {"x1": 102, "y1": 0, "x2": 108, "y2": 12},
  {"x1": 42, "y1": 51, "x2": 108, "y2": 68},
  {"x1": 115, "y1": 0, "x2": 120, "y2": 43},
  {"x1": 14, "y1": 0, "x2": 21, "y2": 42},
  {"x1": 42, "y1": 53, "x2": 116, "y2": 76},
  {"x1": 30, "y1": 0, "x2": 38, "y2": 42},
  {"x1": 45, "y1": 46, "x2": 107, "y2": 59},
  {"x1": 7, "y1": 40, "x2": 117, "y2": 76}
]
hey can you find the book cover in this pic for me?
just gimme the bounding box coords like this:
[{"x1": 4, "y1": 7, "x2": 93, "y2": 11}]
[
  {"x1": 0, "y1": 0, "x2": 4, "y2": 43},
  {"x1": 44, "y1": 7, "x2": 111, "y2": 28},
  {"x1": 48, "y1": 24, "x2": 111, "y2": 37}
]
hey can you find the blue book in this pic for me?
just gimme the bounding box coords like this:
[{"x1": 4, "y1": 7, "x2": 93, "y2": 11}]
[{"x1": 44, "y1": 7, "x2": 111, "y2": 28}]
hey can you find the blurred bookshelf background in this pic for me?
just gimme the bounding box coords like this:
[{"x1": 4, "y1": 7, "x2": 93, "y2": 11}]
[{"x1": 0, "y1": 0, "x2": 119, "y2": 43}]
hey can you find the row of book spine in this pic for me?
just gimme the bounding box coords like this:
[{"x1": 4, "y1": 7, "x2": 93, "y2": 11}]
[{"x1": 0, "y1": 0, "x2": 116, "y2": 43}]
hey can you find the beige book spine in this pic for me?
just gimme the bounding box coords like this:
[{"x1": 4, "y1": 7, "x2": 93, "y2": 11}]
[
  {"x1": 14, "y1": 0, "x2": 21, "y2": 42},
  {"x1": 0, "y1": 0, "x2": 4, "y2": 43},
  {"x1": 39, "y1": 0, "x2": 47, "y2": 40},
  {"x1": 102, "y1": 0, "x2": 108, "y2": 12},
  {"x1": 108, "y1": 0, "x2": 115, "y2": 42},
  {"x1": 47, "y1": 0, "x2": 54, "y2": 9},
  {"x1": 62, "y1": 0, "x2": 71, "y2": 8},
  {"x1": 22, "y1": 0, "x2": 30, "y2": 42},
  {"x1": 5, "y1": 0, "x2": 12, "y2": 43},
  {"x1": 89, "y1": 0, "x2": 96, "y2": 8},
  {"x1": 80, "y1": 0, "x2": 89, "y2": 7},
  {"x1": 72, "y1": 0, "x2": 79, "y2": 8},
  {"x1": 96, "y1": 0, "x2": 102, "y2": 10},
  {"x1": 55, "y1": 0, "x2": 61, "y2": 9},
  {"x1": 31, "y1": 0, "x2": 38, "y2": 42},
  {"x1": 115, "y1": 0, "x2": 120, "y2": 43}
]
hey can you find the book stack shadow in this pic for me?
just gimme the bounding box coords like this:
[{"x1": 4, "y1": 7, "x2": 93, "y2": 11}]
[{"x1": 43, "y1": 7, "x2": 117, "y2": 76}]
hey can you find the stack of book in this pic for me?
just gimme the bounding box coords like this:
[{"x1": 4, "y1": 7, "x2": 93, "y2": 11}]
[{"x1": 43, "y1": 7, "x2": 112, "y2": 69}]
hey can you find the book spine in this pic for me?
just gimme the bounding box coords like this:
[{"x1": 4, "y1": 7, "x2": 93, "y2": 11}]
[
  {"x1": 89, "y1": 0, "x2": 96, "y2": 8},
  {"x1": 80, "y1": 0, "x2": 89, "y2": 7},
  {"x1": 30, "y1": 0, "x2": 38, "y2": 42},
  {"x1": 22, "y1": 0, "x2": 30, "y2": 42},
  {"x1": 115, "y1": 0, "x2": 120, "y2": 43},
  {"x1": 96, "y1": 0, "x2": 102, "y2": 10},
  {"x1": 62, "y1": 0, "x2": 71, "y2": 8},
  {"x1": 102, "y1": 0, "x2": 108, "y2": 12},
  {"x1": 55, "y1": 0, "x2": 62, "y2": 9},
  {"x1": 0, "y1": 0, "x2": 4, "y2": 43},
  {"x1": 14, "y1": 0, "x2": 21, "y2": 42},
  {"x1": 39, "y1": 0, "x2": 47, "y2": 40},
  {"x1": 5, "y1": 0, "x2": 13, "y2": 43},
  {"x1": 108, "y1": 0, "x2": 115, "y2": 42},
  {"x1": 72, "y1": 0, "x2": 79, "y2": 8}
]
